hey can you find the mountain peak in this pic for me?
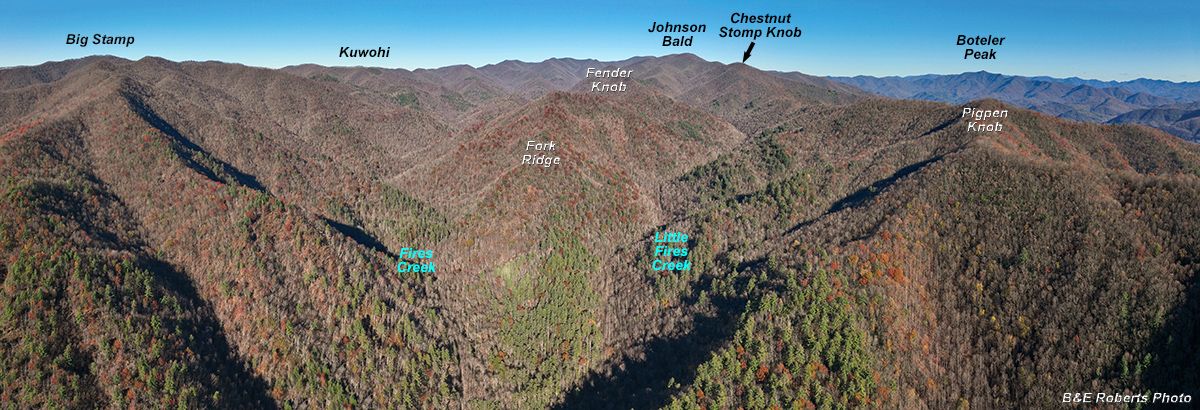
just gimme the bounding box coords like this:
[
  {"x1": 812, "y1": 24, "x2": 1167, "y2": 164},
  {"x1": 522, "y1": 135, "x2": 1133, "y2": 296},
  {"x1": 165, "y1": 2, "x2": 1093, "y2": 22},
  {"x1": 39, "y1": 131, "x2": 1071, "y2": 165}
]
[{"x1": 2, "y1": 54, "x2": 1199, "y2": 410}]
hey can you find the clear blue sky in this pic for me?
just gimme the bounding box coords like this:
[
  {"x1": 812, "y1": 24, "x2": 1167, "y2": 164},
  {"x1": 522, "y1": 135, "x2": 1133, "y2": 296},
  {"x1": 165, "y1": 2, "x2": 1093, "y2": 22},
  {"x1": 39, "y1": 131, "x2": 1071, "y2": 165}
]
[{"x1": 4, "y1": 0, "x2": 1198, "y2": 82}]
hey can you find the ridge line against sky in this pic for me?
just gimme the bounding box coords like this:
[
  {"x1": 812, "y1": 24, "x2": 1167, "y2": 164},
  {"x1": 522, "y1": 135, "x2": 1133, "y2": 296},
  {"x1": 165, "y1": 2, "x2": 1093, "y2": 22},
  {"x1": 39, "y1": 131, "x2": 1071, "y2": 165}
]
[
  {"x1": 14, "y1": 55, "x2": 1200, "y2": 89},
  {"x1": 4, "y1": 0, "x2": 1198, "y2": 82}
]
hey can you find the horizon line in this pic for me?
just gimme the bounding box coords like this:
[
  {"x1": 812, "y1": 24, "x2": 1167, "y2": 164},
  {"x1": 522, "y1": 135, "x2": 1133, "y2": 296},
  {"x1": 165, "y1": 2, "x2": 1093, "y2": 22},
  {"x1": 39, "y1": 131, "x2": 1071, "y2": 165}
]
[{"x1": 7, "y1": 54, "x2": 1198, "y2": 86}]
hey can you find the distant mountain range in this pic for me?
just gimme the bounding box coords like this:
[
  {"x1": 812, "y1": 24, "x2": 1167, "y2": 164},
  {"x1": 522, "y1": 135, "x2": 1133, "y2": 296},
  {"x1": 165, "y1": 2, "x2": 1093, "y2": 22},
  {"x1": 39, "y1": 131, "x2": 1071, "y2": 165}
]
[
  {"x1": 1028, "y1": 75, "x2": 1200, "y2": 101},
  {"x1": 283, "y1": 53, "x2": 873, "y2": 136},
  {"x1": 830, "y1": 71, "x2": 1200, "y2": 142},
  {"x1": 2, "y1": 54, "x2": 1199, "y2": 409}
]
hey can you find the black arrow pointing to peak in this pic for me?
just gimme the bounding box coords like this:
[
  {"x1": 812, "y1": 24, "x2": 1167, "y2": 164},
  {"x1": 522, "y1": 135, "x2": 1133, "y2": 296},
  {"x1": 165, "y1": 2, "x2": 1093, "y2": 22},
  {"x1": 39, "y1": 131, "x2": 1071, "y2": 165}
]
[{"x1": 742, "y1": 42, "x2": 755, "y2": 63}]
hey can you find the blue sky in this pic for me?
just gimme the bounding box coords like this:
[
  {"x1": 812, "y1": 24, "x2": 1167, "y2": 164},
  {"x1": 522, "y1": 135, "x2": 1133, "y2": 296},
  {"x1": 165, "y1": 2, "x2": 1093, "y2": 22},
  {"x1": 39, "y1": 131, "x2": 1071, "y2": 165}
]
[{"x1": 4, "y1": 0, "x2": 1198, "y2": 81}]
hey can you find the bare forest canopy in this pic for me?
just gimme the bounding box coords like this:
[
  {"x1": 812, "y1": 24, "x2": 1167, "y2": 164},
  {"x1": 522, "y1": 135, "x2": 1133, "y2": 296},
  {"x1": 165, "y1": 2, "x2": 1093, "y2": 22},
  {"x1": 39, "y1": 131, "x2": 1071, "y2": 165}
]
[{"x1": 0, "y1": 54, "x2": 1197, "y2": 409}]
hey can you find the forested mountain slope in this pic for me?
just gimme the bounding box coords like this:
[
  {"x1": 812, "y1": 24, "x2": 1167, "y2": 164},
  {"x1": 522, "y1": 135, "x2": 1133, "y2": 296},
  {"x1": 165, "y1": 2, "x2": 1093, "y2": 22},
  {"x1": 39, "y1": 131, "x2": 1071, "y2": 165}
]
[
  {"x1": 831, "y1": 71, "x2": 1200, "y2": 142},
  {"x1": 0, "y1": 55, "x2": 1196, "y2": 410}
]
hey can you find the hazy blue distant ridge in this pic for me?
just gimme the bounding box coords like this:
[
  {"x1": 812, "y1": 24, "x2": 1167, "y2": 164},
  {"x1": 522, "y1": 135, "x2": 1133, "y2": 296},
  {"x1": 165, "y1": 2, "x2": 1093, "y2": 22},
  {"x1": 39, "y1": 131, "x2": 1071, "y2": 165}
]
[{"x1": 826, "y1": 71, "x2": 1200, "y2": 143}]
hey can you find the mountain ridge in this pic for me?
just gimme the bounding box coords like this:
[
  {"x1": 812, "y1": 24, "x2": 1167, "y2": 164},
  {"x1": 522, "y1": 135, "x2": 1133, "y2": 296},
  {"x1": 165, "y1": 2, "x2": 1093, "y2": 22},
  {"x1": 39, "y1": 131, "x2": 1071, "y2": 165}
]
[
  {"x1": 1, "y1": 54, "x2": 1198, "y2": 410},
  {"x1": 832, "y1": 70, "x2": 1200, "y2": 142}
]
